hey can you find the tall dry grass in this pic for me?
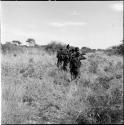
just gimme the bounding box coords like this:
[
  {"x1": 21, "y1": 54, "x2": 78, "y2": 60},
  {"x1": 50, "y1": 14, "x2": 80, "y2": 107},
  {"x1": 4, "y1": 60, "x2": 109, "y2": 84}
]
[{"x1": 1, "y1": 50, "x2": 123, "y2": 124}]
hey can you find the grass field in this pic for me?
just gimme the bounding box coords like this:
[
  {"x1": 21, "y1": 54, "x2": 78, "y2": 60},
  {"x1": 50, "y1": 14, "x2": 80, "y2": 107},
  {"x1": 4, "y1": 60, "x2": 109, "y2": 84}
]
[{"x1": 1, "y1": 48, "x2": 123, "y2": 124}]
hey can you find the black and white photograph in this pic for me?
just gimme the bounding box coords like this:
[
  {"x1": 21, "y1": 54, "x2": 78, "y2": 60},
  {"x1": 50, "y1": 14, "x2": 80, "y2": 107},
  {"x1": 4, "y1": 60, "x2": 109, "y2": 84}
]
[{"x1": 0, "y1": 0, "x2": 123, "y2": 124}]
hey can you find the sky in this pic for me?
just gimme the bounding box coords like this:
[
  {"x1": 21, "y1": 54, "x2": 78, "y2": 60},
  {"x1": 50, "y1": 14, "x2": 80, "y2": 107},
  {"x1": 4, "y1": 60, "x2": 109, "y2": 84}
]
[{"x1": 1, "y1": 1, "x2": 123, "y2": 49}]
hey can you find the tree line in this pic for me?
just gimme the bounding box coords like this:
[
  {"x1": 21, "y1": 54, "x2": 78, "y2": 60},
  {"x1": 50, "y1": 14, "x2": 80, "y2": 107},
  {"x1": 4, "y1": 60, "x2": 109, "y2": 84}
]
[{"x1": 1, "y1": 38, "x2": 123, "y2": 55}]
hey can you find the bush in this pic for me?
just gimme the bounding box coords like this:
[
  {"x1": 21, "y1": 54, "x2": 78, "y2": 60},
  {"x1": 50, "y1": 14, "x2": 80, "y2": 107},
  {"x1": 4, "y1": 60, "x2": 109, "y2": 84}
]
[
  {"x1": 1, "y1": 43, "x2": 24, "y2": 54},
  {"x1": 105, "y1": 43, "x2": 124, "y2": 56},
  {"x1": 45, "y1": 41, "x2": 66, "y2": 54},
  {"x1": 81, "y1": 47, "x2": 95, "y2": 53}
]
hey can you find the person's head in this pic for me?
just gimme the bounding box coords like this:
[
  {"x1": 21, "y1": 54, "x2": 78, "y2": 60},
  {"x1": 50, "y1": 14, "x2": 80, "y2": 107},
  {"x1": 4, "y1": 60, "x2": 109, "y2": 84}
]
[
  {"x1": 75, "y1": 47, "x2": 79, "y2": 52},
  {"x1": 71, "y1": 48, "x2": 74, "y2": 53},
  {"x1": 75, "y1": 52, "x2": 80, "y2": 57},
  {"x1": 66, "y1": 44, "x2": 70, "y2": 49}
]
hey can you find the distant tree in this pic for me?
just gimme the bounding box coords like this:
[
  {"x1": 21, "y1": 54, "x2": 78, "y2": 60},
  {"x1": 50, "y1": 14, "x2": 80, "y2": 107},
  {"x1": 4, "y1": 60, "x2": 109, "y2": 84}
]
[
  {"x1": 105, "y1": 40, "x2": 124, "y2": 55},
  {"x1": 12, "y1": 40, "x2": 22, "y2": 46},
  {"x1": 1, "y1": 42, "x2": 13, "y2": 53},
  {"x1": 6, "y1": 41, "x2": 12, "y2": 45},
  {"x1": 81, "y1": 47, "x2": 92, "y2": 53},
  {"x1": 34, "y1": 44, "x2": 41, "y2": 48},
  {"x1": 92, "y1": 49, "x2": 96, "y2": 53},
  {"x1": 26, "y1": 38, "x2": 36, "y2": 46},
  {"x1": 97, "y1": 49, "x2": 103, "y2": 51},
  {"x1": 116, "y1": 42, "x2": 124, "y2": 55},
  {"x1": 45, "y1": 41, "x2": 66, "y2": 53}
]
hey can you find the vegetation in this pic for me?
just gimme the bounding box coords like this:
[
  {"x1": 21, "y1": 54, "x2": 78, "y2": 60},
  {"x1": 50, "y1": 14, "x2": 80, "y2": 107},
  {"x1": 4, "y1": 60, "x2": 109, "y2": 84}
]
[
  {"x1": 1, "y1": 43, "x2": 123, "y2": 124},
  {"x1": 44, "y1": 41, "x2": 67, "y2": 53},
  {"x1": 12, "y1": 40, "x2": 22, "y2": 46},
  {"x1": 105, "y1": 40, "x2": 124, "y2": 56},
  {"x1": 81, "y1": 47, "x2": 96, "y2": 53},
  {"x1": 26, "y1": 38, "x2": 36, "y2": 46}
]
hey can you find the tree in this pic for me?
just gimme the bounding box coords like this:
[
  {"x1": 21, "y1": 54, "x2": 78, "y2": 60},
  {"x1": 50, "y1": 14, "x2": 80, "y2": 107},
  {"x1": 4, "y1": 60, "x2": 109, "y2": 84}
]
[
  {"x1": 12, "y1": 40, "x2": 22, "y2": 46},
  {"x1": 106, "y1": 40, "x2": 124, "y2": 55},
  {"x1": 26, "y1": 38, "x2": 36, "y2": 46},
  {"x1": 45, "y1": 41, "x2": 66, "y2": 53},
  {"x1": 116, "y1": 42, "x2": 124, "y2": 55},
  {"x1": 5, "y1": 41, "x2": 12, "y2": 45},
  {"x1": 81, "y1": 47, "x2": 92, "y2": 53}
]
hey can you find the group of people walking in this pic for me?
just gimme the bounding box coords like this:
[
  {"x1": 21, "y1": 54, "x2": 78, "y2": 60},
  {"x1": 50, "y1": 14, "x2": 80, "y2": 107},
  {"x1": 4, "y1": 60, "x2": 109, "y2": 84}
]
[{"x1": 56, "y1": 44, "x2": 86, "y2": 80}]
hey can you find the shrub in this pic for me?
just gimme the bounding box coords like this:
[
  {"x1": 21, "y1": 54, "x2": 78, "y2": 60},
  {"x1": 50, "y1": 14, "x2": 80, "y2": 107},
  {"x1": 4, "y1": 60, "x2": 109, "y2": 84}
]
[
  {"x1": 105, "y1": 42, "x2": 124, "y2": 55},
  {"x1": 45, "y1": 41, "x2": 66, "y2": 54},
  {"x1": 89, "y1": 61, "x2": 98, "y2": 73}
]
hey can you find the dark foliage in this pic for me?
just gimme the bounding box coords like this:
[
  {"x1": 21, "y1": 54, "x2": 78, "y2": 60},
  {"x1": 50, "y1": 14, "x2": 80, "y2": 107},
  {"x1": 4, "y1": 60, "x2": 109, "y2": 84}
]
[
  {"x1": 1, "y1": 42, "x2": 24, "y2": 54},
  {"x1": 12, "y1": 40, "x2": 22, "y2": 45},
  {"x1": 26, "y1": 38, "x2": 36, "y2": 46},
  {"x1": 81, "y1": 47, "x2": 96, "y2": 53},
  {"x1": 105, "y1": 42, "x2": 124, "y2": 55},
  {"x1": 44, "y1": 41, "x2": 67, "y2": 53}
]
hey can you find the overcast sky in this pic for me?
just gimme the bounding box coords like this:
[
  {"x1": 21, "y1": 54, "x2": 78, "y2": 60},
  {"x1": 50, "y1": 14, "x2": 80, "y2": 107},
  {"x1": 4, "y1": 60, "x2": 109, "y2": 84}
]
[{"x1": 1, "y1": 1, "x2": 123, "y2": 49}]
